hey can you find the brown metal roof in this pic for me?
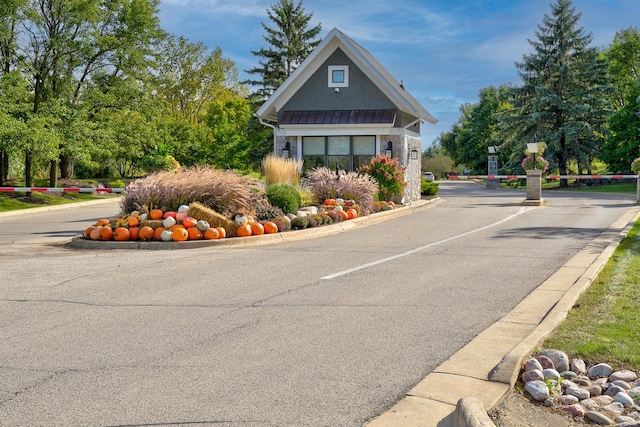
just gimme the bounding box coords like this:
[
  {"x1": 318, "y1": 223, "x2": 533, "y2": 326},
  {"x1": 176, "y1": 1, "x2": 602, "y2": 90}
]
[{"x1": 280, "y1": 109, "x2": 396, "y2": 125}]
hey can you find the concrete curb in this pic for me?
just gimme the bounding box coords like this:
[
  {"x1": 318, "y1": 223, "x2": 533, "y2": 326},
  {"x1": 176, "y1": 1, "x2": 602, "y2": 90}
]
[
  {"x1": 365, "y1": 205, "x2": 640, "y2": 427},
  {"x1": 66, "y1": 197, "x2": 443, "y2": 250}
]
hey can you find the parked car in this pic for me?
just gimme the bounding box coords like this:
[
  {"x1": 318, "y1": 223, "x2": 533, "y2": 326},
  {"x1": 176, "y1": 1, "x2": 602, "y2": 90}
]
[{"x1": 423, "y1": 171, "x2": 434, "y2": 181}]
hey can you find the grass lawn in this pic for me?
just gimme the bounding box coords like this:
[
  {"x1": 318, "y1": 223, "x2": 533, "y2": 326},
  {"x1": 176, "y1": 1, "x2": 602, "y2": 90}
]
[
  {"x1": 0, "y1": 191, "x2": 118, "y2": 213},
  {"x1": 544, "y1": 218, "x2": 640, "y2": 370}
]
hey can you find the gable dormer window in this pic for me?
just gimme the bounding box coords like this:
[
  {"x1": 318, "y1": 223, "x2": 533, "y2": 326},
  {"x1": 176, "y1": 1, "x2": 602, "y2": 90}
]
[{"x1": 328, "y1": 65, "x2": 349, "y2": 88}]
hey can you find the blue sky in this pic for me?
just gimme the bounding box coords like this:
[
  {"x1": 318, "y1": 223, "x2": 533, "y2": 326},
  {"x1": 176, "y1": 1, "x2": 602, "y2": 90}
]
[{"x1": 157, "y1": 0, "x2": 640, "y2": 147}]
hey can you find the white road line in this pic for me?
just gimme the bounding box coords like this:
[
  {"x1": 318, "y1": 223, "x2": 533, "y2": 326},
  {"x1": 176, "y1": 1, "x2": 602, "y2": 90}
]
[{"x1": 320, "y1": 206, "x2": 534, "y2": 280}]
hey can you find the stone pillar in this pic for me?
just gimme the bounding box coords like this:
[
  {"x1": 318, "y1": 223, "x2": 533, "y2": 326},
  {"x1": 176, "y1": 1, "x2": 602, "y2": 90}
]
[
  {"x1": 636, "y1": 177, "x2": 640, "y2": 205},
  {"x1": 524, "y1": 169, "x2": 543, "y2": 206}
]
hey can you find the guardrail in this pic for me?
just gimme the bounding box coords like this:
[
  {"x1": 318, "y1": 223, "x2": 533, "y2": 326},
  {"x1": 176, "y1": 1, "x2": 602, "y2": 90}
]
[
  {"x1": 0, "y1": 187, "x2": 125, "y2": 193},
  {"x1": 447, "y1": 175, "x2": 639, "y2": 180}
]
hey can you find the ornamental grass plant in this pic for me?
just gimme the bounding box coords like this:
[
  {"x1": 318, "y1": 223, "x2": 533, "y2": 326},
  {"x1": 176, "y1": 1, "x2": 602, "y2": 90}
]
[
  {"x1": 303, "y1": 167, "x2": 378, "y2": 215},
  {"x1": 262, "y1": 154, "x2": 303, "y2": 186},
  {"x1": 121, "y1": 165, "x2": 269, "y2": 216}
]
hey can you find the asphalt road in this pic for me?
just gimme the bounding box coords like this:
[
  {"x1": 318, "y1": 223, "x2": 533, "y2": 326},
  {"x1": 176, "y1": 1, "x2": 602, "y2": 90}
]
[{"x1": 0, "y1": 183, "x2": 636, "y2": 426}]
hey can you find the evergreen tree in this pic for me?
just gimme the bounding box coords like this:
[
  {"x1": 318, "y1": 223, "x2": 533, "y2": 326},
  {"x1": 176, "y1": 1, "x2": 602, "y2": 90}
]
[
  {"x1": 245, "y1": 0, "x2": 321, "y2": 102},
  {"x1": 505, "y1": 0, "x2": 612, "y2": 185}
]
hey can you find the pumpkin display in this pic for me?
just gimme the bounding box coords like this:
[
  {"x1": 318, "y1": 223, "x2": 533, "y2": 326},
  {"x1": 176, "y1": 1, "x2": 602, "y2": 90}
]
[
  {"x1": 346, "y1": 209, "x2": 357, "y2": 219},
  {"x1": 176, "y1": 212, "x2": 188, "y2": 222},
  {"x1": 172, "y1": 227, "x2": 189, "y2": 241},
  {"x1": 99, "y1": 226, "x2": 114, "y2": 241},
  {"x1": 187, "y1": 227, "x2": 202, "y2": 240},
  {"x1": 84, "y1": 226, "x2": 95, "y2": 238},
  {"x1": 182, "y1": 216, "x2": 197, "y2": 228},
  {"x1": 196, "y1": 220, "x2": 210, "y2": 231},
  {"x1": 387, "y1": 201, "x2": 396, "y2": 209},
  {"x1": 203, "y1": 228, "x2": 219, "y2": 240},
  {"x1": 163, "y1": 211, "x2": 177, "y2": 219},
  {"x1": 216, "y1": 227, "x2": 226, "y2": 239},
  {"x1": 250, "y1": 222, "x2": 264, "y2": 235},
  {"x1": 96, "y1": 218, "x2": 110, "y2": 226},
  {"x1": 149, "y1": 209, "x2": 163, "y2": 220},
  {"x1": 139, "y1": 226, "x2": 154, "y2": 241},
  {"x1": 160, "y1": 229, "x2": 173, "y2": 241},
  {"x1": 113, "y1": 227, "x2": 131, "y2": 241},
  {"x1": 178, "y1": 205, "x2": 190, "y2": 213},
  {"x1": 263, "y1": 222, "x2": 278, "y2": 234},
  {"x1": 236, "y1": 224, "x2": 252, "y2": 237},
  {"x1": 324, "y1": 199, "x2": 336, "y2": 206},
  {"x1": 234, "y1": 213, "x2": 248, "y2": 226},
  {"x1": 338, "y1": 210, "x2": 349, "y2": 220},
  {"x1": 127, "y1": 216, "x2": 139, "y2": 227}
]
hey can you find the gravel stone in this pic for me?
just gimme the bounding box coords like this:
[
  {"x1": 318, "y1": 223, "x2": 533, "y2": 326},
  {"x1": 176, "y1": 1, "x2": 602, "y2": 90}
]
[
  {"x1": 589, "y1": 363, "x2": 613, "y2": 378},
  {"x1": 585, "y1": 411, "x2": 613, "y2": 425},
  {"x1": 538, "y1": 349, "x2": 570, "y2": 372},
  {"x1": 610, "y1": 371, "x2": 638, "y2": 383},
  {"x1": 525, "y1": 380, "x2": 551, "y2": 401}
]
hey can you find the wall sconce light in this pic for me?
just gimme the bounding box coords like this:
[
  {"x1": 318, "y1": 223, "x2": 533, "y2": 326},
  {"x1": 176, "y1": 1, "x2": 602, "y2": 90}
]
[
  {"x1": 410, "y1": 149, "x2": 419, "y2": 160},
  {"x1": 282, "y1": 140, "x2": 291, "y2": 158},
  {"x1": 488, "y1": 146, "x2": 496, "y2": 154},
  {"x1": 385, "y1": 140, "x2": 393, "y2": 157}
]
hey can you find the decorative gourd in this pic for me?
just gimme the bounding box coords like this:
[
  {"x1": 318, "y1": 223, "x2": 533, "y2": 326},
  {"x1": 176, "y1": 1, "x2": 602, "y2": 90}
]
[
  {"x1": 149, "y1": 209, "x2": 163, "y2": 220},
  {"x1": 163, "y1": 216, "x2": 177, "y2": 228},
  {"x1": 178, "y1": 205, "x2": 190, "y2": 213},
  {"x1": 333, "y1": 206, "x2": 344, "y2": 212},
  {"x1": 338, "y1": 210, "x2": 349, "y2": 220},
  {"x1": 163, "y1": 211, "x2": 177, "y2": 220},
  {"x1": 196, "y1": 220, "x2": 210, "y2": 231},
  {"x1": 346, "y1": 208, "x2": 358, "y2": 219},
  {"x1": 236, "y1": 224, "x2": 252, "y2": 237},
  {"x1": 336, "y1": 198, "x2": 344, "y2": 205},
  {"x1": 203, "y1": 228, "x2": 219, "y2": 240},
  {"x1": 139, "y1": 213, "x2": 148, "y2": 221},
  {"x1": 250, "y1": 222, "x2": 264, "y2": 235},
  {"x1": 324, "y1": 199, "x2": 336, "y2": 206},
  {"x1": 113, "y1": 227, "x2": 131, "y2": 241},
  {"x1": 172, "y1": 227, "x2": 189, "y2": 241},
  {"x1": 99, "y1": 226, "x2": 114, "y2": 241},
  {"x1": 176, "y1": 212, "x2": 188, "y2": 222},
  {"x1": 263, "y1": 222, "x2": 278, "y2": 234},
  {"x1": 154, "y1": 227, "x2": 168, "y2": 241},
  {"x1": 139, "y1": 226, "x2": 154, "y2": 241},
  {"x1": 160, "y1": 229, "x2": 173, "y2": 241},
  {"x1": 187, "y1": 227, "x2": 202, "y2": 240},
  {"x1": 215, "y1": 227, "x2": 226, "y2": 239},
  {"x1": 182, "y1": 216, "x2": 197, "y2": 228}
]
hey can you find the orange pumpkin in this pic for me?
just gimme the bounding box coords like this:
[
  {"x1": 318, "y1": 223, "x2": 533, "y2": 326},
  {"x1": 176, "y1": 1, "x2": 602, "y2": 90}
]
[
  {"x1": 99, "y1": 226, "x2": 114, "y2": 241},
  {"x1": 163, "y1": 211, "x2": 177, "y2": 219},
  {"x1": 113, "y1": 227, "x2": 130, "y2": 241},
  {"x1": 96, "y1": 218, "x2": 110, "y2": 226},
  {"x1": 250, "y1": 222, "x2": 264, "y2": 235},
  {"x1": 84, "y1": 226, "x2": 95, "y2": 238},
  {"x1": 129, "y1": 227, "x2": 140, "y2": 241},
  {"x1": 187, "y1": 226, "x2": 202, "y2": 240},
  {"x1": 263, "y1": 222, "x2": 278, "y2": 234},
  {"x1": 139, "y1": 226, "x2": 154, "y2": 241},
  {"x1": 339, "y1": 210, "x2": 349, "y2": 220},
  {"x1": 387, "y1": 201, "x2": 396, "y2": 209},
  {"x1": 236, "y1": 224, "x2": 252, "y2": 237},
  {"x1": 324, "y1": 199, "x2": 336, "y2": 205},
  {"x1": 90, "y1": 226, "x2": 103, "y2": 240},
  {"x1": 149, "y1": 209, "x2": 164, "y2": 220},
  {"x1": 172, "y1": 227, "x2": 189, "y2": 241},
  {"x1": 216, "y1": 227, "x2": 226, "y2": 239},
  {"x1": 203, "y1": 228, "x2": 219, "y2": 240},
  {"x1": 154, "y1": 227, "x2": 168, "y2": 241},
  {"x1": 182, "y1": 216, "x2": 197, "y2": 228},
  {"x1": 127, "y1": 216, "x2": 139, "y2": 227},
  {"x1": 346, "y1": 209, "x2": 357, "y2": 219}
]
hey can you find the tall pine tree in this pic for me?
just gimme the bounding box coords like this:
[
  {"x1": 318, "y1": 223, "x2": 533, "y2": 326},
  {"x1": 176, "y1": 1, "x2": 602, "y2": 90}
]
[
  {"x1": 245, "y1": 0, "x2": 321, "y2": 102},
  {"x1": 505, "y1": 0, "x2": 611, "y2": 185}
]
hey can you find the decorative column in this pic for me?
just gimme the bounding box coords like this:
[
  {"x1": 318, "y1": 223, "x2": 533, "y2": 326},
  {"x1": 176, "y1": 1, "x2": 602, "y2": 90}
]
[{"x1": 524, "y1": 169, "x2": 543, "y2": 206}]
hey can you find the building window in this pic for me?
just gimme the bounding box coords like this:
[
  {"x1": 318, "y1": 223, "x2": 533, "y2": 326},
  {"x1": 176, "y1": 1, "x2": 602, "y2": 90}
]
[
  {"x1": 302, "y1": 135, "x2": 375, "y2": 171},
  {"x1": 328, "y1": 65, "x2": 349, "y2": 87}
]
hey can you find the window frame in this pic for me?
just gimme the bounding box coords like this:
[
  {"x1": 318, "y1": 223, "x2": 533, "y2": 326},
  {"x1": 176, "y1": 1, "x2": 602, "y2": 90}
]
[{"x1": 328, "y1": 65, "x2": 349, "y2": 88}]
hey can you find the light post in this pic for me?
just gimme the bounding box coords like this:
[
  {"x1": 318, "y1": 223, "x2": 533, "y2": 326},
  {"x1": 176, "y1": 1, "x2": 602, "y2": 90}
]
[
  {"x1": 487, "y1": 146, "x2": 498, "y2": 189},
  {"x1": 524, "y1": 141, "x2": 542, "y2": 206}
]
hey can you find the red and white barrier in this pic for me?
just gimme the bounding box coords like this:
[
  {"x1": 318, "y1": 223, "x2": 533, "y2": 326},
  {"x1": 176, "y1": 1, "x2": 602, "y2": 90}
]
[
  {"x1": 546, "y1": 175, "x2": 638, "y2": 180},
  {"x1": 447, "y1": 175, "x2": 526, "y2": 180},
  {"x1": 0, "y1": 187, "x2": 125, "y2": 193}
]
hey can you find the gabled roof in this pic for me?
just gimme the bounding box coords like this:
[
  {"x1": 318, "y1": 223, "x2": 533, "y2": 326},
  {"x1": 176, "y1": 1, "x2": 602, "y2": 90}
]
[
  {"x1": 281, "y1": 109, "x2": 396, "y2": 125},
  {"x1": 255, "y1": 27, "x2": 437, "y2": 125}
]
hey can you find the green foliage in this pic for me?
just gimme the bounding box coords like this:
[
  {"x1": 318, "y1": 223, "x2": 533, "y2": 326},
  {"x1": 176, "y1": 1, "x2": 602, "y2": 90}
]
[
  {"x1": 109, "y1": 179, "x2": 125, "y2": 188},
  {"x1": 290, "y1": 215, "x2": 309, "y2": 229},
  {"x1": 420, "y1": 179, "x2": 439, "y2": 196},
  {"x1": 503, "y1": 0, "x2": 612, "y2": 182},
  {"x1": 421, "y1": 151, "x2": 458, "y2": 179},
  {"x1": 266, "y1": 183, "x2": 301, "y2": 214},
  {"x1": 244, "y1": 0, "x2": 322, "y2": 101},
  {"x1": 357, "y1": 154, "x2": 405, "y2": 202},
  {"x1": 254, "y1": 203, "x2": 286, "y2": 221}
]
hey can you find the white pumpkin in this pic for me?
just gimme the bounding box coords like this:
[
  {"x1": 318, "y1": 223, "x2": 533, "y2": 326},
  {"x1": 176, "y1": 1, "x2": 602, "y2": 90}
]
[
  {"x1": 234, "y1": 214, "x2": 248, "y2": 226},
  {"x1": 333, "y1": 206, "x2": 344, "y2": 212},
  {"x1": 163, "y1": 216, "x2": 177, "y2": 228},
  {"x1": 178, "y1": 205, "x2": 190, "y2": 213},
  {"x1": 296, "y1": 211, "x2": 307, "y2": 218},
  {"x1": 160, "y1": 230, "x2": 173, "y2": 241},
  {"x1": 196, "y1": 220, "x2": 210, "y2": 231},
  {"x1": 130, "y1": 210, "x2": 139, "y2": 217},
  {"x1": 139, "y1": 213, "x2": 148, "y2": 221}
]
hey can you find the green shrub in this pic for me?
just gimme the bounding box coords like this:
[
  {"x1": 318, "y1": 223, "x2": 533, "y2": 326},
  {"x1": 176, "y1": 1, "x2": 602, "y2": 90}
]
[
  {"x1": 266, "y1": 183, "x2": 301, "y2": 214},
  {"x1": 290, "y1": 216, "x2": 309, "y2": 229},
  {"x1": 420, "y1": 178, "x2": 440, "y2": 196},
  {"x1": 109, "y1": 179, "x2": 125, "y2": 189}
]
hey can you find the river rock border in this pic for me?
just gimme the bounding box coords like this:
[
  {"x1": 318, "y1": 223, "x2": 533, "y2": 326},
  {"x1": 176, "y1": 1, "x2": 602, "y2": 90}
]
[{"x1": 522, "y1": 349, "x2": 640, "y2": 426}]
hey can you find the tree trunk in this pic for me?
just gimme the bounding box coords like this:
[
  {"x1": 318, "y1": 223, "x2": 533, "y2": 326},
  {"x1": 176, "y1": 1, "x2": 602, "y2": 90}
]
[
  {"x1": 559, "y1": 133, "x2": 568, "y2": 188},
  {"x1": 25, "y1": 150, "x2": 33, "y2": 195},
  {"x1": 2, "y1": 150, "x2": 8, "y2": 181},
  {"x1": 0, "y1": 150, "x2": 5, "y2": 186},
  {"x1": 49, "y1": 159, "x2": 58, "y2": 188},
  {"x1": 60, "y1": 153, "x2": 72, "y2": 179}
]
